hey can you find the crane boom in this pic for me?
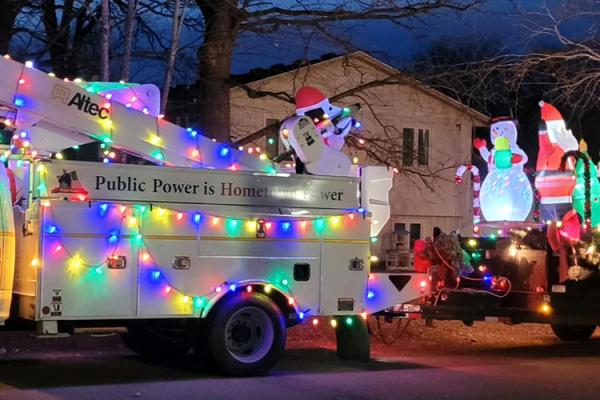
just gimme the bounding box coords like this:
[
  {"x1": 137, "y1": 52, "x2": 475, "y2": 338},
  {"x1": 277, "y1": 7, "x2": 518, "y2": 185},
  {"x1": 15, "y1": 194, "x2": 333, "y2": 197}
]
[{"x1": 0, "y1": 57, "x2": 274, "y2": 172}]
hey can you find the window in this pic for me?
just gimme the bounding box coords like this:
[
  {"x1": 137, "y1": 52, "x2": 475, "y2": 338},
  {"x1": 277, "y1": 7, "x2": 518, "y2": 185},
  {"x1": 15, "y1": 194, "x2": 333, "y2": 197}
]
[
  {"x1": 402, "y1": 128, "x2": 414, "y2": 166},
  {"x1": 394, "y1": 223, "x2": 406, "y2": 238},
  {"x1": 418, "y1": 129, "x2": 429, "y2": 166},
  {"x1": 394, "y1": 222, "x2": 421, "y2": 249},
  {"x1": 265, "y1": 118, "x2": 280, "y2": 159},
  {"x1": 409, "y1": 223, "x2": 421, "y2": 249}
]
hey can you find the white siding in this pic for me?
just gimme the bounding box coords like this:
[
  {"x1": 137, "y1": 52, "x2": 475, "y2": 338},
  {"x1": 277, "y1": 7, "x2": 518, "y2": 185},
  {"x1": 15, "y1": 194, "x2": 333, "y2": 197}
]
[{"x1": 230, "y1": 52, "x2": 488, "y2": 247}]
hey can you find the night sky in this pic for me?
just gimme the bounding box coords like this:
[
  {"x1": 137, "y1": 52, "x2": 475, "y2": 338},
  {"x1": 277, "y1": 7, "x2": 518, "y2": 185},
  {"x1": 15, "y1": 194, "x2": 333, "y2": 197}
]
[
  {"x1": 226, "y1": 0, "x2": 595, "y2": 165},
  {"x1": 130, "y1": 0, "x2": 593, "y2": 165},
  {"x1": 230, "y1": 0, "x2": 569, "y2": 73}
]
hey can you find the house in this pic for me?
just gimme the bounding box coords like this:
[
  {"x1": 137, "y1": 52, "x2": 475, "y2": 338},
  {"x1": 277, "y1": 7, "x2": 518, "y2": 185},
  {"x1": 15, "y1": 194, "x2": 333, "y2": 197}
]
[{"x1": 228, "y1": 51, "x2": 489, "y2": 260}]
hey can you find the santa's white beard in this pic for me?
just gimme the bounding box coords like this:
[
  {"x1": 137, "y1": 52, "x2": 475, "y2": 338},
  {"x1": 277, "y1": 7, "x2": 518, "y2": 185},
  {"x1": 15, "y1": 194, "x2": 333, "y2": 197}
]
[{"x1": 548, "y1": 122, "x2": 578, "y2": 152}]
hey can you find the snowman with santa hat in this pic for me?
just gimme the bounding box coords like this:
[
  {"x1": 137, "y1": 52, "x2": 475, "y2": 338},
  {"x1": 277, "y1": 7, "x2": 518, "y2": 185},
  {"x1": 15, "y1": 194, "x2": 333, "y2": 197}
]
[
  {"x1": 278, "y1": 86, "x2": 361, "y2": 176},
  {"x1": 292, "y1": 86, "x2": 358, "y2": 150},
  {"x1": 474, "y1": 117, "x2": 533, "y2": 222}
]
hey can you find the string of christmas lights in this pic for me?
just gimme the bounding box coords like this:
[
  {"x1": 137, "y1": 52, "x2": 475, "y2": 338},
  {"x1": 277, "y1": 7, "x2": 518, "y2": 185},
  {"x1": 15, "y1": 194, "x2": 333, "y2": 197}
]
[{"x1": 39, "y1": 201, "x2": 370, "y2": 328}]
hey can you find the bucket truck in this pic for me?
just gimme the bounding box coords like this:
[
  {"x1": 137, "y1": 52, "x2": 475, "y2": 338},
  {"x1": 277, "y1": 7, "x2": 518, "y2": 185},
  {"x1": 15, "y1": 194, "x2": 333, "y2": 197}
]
[{"x1": 0, "y1": 56, "x2": 427, "y2": 375}]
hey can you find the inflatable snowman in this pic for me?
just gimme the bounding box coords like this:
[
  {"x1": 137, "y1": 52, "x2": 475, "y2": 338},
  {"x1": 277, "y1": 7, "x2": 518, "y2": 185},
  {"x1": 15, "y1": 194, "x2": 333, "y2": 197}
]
[{"x1": 474, "y1": 118, "x2": 533, "y2": 222}]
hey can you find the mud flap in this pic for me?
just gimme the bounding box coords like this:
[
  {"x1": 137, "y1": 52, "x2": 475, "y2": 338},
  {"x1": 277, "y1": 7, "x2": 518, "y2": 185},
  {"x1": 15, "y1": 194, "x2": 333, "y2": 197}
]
[
  {"x1": 335, "y1": 315, "x2": 370, "y2": 362},
  {"x1": 0, "y1": 163, "x2": 15, "y2": 322}
]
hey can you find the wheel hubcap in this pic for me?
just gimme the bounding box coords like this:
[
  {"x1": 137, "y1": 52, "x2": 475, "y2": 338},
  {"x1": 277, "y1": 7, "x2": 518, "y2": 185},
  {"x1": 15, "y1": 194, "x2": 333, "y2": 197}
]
[{"x1": 225, "y1": 306, "x2": 274, "y2": 363}]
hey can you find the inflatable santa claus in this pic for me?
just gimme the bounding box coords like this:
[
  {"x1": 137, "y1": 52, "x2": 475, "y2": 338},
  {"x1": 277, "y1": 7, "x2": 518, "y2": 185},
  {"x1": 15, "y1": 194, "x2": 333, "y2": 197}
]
[{"x1": 535, "y1": 101, "x2": 579, "y2": 222}]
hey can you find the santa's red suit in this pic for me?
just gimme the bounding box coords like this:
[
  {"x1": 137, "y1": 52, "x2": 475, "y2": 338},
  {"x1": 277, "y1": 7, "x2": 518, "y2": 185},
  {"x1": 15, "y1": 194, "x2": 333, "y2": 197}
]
[{"x1": 535, "y1": 101, "x2": 578, "y2": 221}]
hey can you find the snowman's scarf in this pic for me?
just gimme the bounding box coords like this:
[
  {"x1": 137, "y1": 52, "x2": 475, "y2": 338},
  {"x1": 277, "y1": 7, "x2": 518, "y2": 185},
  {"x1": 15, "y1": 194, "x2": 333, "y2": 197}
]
[{"x1": 560, "y1": 150, "x2": 591, "y2": 227}]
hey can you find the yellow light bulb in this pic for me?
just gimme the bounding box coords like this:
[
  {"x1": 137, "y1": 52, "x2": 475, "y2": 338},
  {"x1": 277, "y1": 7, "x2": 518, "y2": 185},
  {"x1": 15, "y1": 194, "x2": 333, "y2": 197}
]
[
  {"x1": 539, "y1": 303, "x2": 552, "y2": 315},
  {"x1": 246, "y1": 220, "x2": 257, "y2": 232},
  {"x1": 149, "y1": 134, "x2": 162, "y2": 146}
]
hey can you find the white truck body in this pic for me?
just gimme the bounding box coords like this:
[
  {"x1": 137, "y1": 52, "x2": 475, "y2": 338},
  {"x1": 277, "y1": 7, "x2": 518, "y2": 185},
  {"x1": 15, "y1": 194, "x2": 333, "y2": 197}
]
[
  {"x1": 12, "y1": 159, "x2": 380, "y2": 321},
  {"x1": 0, "y1": 56, "x2": 426, "y2": 374}
]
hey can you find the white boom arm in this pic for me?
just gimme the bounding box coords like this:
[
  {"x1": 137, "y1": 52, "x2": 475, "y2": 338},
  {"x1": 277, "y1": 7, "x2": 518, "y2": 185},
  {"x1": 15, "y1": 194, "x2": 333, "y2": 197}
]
[{"x1": 0, "y1": 57, "x2": 273, "y2": 172}]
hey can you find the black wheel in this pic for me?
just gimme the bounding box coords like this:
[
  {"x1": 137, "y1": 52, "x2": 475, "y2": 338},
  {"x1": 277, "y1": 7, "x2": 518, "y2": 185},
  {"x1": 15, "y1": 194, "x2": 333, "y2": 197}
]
[
  {"x1": 195, "y1": 292, "x2": 286, "y2": 376},
  {"x1": 121, "y1": 320, "x2": 192, "y2": 360},
  {"x1": 551, "y1": 323, "x2": 596, "y2": 341}
]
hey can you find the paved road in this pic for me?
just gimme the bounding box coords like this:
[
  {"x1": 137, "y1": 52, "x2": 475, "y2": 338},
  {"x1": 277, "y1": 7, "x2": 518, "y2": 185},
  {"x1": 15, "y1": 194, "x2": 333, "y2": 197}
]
[{"x1": 1, "y1": 325, "x2": 600, "y2": 400}]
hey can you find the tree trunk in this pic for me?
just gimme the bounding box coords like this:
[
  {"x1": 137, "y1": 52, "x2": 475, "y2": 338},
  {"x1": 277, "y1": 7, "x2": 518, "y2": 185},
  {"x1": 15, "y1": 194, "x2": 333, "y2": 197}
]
[
  {"x1": 161, "y1": 0, "x2": 188, "y2": 114},
  {"x1": 195, "y1": 0, "x2": 240, "y2": 142},
  {"x1": 41, "y1": 0, "x2": 98, "y2": 78},
  {"x1": 121, "y1": 0, "x2": 137, "y2": 81},
  {"x1": 0, "y1": 21, "x2": 12, "y2": 55},
  {"x1": 100, "y1": 0, "x2": 110, "y2": 81}
]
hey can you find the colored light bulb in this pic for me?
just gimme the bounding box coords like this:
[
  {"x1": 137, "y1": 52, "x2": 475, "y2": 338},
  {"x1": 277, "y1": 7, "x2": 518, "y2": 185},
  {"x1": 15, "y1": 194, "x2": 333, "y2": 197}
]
[
  {"x1": 107, "y1": 231, "x2": 119, "y2": 244},
  {"x1": 314, "y1": 219, "x2": 324, "y2": 232},
  {"x1": 151, "y1": 270, "x2": 161, "y2": 281}
]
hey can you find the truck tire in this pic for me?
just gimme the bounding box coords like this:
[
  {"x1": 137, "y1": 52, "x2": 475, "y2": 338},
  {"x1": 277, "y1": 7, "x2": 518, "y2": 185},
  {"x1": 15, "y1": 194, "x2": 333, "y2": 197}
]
[
  {"x1": 198, "y1": 292, "x2": 286, "y2": 376},
  {"x1": 121, "y1": 320, "x2": 192, "y2": 360},
  {"x1": 550, "y1": 323, "x2": 596, "y2": 341}
]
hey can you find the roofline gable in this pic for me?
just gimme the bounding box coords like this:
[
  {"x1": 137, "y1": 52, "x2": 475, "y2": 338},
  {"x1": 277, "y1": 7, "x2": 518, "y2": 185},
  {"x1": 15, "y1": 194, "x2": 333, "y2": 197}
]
[{"x1": 230, "y1": 51, "x2": 490, "y2": 124}]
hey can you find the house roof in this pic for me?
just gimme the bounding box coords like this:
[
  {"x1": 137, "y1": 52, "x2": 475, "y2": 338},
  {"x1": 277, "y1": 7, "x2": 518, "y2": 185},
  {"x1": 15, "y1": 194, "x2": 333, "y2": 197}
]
[{"x1": 231, "y1": 51, "x2": 490, "y2": 125}]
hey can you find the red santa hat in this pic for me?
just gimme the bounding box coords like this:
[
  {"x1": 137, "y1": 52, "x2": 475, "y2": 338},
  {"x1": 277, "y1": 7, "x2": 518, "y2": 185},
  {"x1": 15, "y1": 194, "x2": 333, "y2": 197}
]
[
  {"x1": 295, "y1": 86, "x2": 332, "y2": 114},
  {"x1": 539, "y1": 101, "x2": 564, "y2": 123}
]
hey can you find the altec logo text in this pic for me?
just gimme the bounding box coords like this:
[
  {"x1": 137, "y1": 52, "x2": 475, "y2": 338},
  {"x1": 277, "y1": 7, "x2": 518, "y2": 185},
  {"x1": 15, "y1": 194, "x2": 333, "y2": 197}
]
[{"x1": 50, "y1": 85, "x2": 110, "y2": 119}]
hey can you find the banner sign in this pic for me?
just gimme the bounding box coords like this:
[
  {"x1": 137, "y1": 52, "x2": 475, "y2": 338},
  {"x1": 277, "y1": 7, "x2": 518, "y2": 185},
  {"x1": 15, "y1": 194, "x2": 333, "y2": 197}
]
[{"x1": 35, "y1": 161, "x2": 359, "y2": 210}]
